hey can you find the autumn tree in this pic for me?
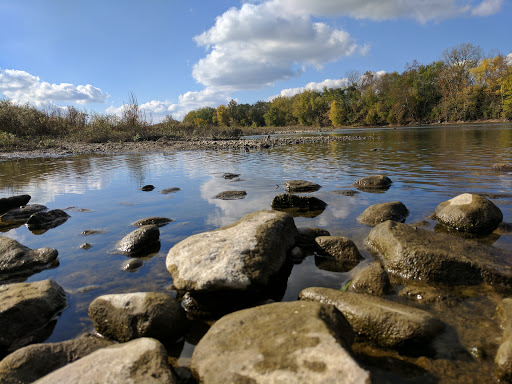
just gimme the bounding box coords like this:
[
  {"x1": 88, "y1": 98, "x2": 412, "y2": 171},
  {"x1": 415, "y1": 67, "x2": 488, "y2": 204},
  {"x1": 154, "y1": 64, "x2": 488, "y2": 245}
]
[{"x1": 216, "y1": 105, "x2": 230, "y2": 126}]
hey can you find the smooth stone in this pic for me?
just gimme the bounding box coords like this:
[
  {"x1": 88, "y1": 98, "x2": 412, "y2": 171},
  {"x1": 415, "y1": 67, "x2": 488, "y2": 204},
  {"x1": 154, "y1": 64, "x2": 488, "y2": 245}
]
[
  {"x1": 271, "y1": 193, "x2": 327, "y2": 210},
  {"x1": 354, "y1": 175, "x2": 392, "y2": 191},
  {"x1": 132, "y1": 217, "x2": 173, "y2": 227},
  {"x1": 79, "y1": 243, "x2": 92, "y2": 250},
  {"x1": 88, "y1": 292, "x2": 187, "y2": 343},
  {"x1": 358, "y1": 201, "x2": 409, "y2": 226},
  {"x1": 349, "y1": 262, "x2": 391, "y2": 296},
  {"x1": 365, "y1": 220, "x2": 512, "y2": 288},
  {"x1": 116, "y1": 225, "x2": 160, "y2": 255},
  {"x1": 214, "y1": 190, "x2": 247, "y2": 200},
  {"x1": 167, "y1": 210, "x2": 297, "y2": 292},
  {"x1": 0, "y1": 195, "x2": 31, "y2": 214},
  {"x1": 33, "y1": 338, "x2": 177, "y2": 384},
  {"x1": 0, "y1": 280, "x2": 67, "y2": 354},
  {"x1": 191, "y1": 301, "x2": 370, "y2": 384},
  {"x1": 300, "y1": 288, "x2": 444, "y2": 351},
  {"x1": 0, "y1": 334, "x2": 113, "y2": 384},
  {"x1": 122, "y1": 258, "x2": 144, "y2": 271},
  {"x1": 297, "y1": 227, "x2": 331, "y2": 248},
  {"x1": 0, "y1": 204, "x2": 47, "y2": 224},
  {"x1": 283, "y1": 180, "x2": 322, "y2": 192},
  {"x1": 26, "y1": 209, "x2": 70, "y2": 231},
  {"x1": 140, "y1": 185, "x2": 155, "y2": 191},
  {"x1": 434, "y1": 193, "x2": 503, "y2": 234},
  {"x1": 160, "y1": 187, "x2": 181, "y2": 194}
]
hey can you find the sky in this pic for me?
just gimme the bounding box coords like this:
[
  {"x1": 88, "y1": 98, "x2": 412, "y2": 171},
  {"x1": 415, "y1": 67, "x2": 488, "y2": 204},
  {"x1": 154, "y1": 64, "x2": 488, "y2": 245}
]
[{"x1": 0, "y1": 0, "x2": 511, "y2": 121}]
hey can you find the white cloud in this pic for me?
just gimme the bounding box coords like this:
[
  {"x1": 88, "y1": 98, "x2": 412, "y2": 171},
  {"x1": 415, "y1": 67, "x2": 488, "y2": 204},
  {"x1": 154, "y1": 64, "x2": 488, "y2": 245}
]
[
  {"x1": 507, "y1": 53, "x2": 512, "y2": 66},
  {"x1": 471, "y1": 0, "x2": 504, "y2": 16},
  {"x1": 0, "y1": 69, "x2": 108, "y2": 105},
  {"x1": 272, "y1": 78, "x2": 350, "y2": 99}
]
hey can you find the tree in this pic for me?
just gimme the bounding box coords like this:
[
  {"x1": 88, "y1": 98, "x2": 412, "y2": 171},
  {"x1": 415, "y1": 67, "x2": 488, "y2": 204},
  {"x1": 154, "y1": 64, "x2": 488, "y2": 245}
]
[
  {"x1": 216, "y1": 105, "x2": 230, "y2": 126},
  {"x1": 328, "y1": 100, "x2": 348, "y2": 127}
]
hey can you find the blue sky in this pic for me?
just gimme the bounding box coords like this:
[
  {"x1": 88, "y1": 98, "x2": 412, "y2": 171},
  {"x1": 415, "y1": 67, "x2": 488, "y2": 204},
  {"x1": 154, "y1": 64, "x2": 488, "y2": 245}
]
[{"x1": 1, "y1": 0, "x2": 511, "y2": 121}]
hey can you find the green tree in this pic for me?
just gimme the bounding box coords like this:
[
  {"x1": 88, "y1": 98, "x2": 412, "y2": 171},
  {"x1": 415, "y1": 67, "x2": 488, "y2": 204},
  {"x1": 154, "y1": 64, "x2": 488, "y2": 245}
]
[
  {"x1": 216, "y1": 105, "x2": 230, "y2": 126},
  {"x1": 328, "y1": 100, "x2": 348, "y2": 127}
]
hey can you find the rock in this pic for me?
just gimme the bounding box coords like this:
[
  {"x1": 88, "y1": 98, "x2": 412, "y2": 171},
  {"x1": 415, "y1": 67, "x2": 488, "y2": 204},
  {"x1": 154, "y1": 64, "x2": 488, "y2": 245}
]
[
  {"x1": 496, "y1": 299, "x2": 512, "y2": 381},
  {"x1": 330, "y1": 190, "x2": 360, "y2": 196},
  {"x1": 88, "y1": 292, "x2": 187, "y2": 343},
  {"x1": 122, "y1": 258, "x2": 144, "y2": 271},
  {"x1": 315, "y1": 236, "x2": 363, "y2": 262},
  {"x1": 141, "y1": 185, "x2": 155, "y2": 191},
  {"x1": 132, "y1": 217, "x2": 174, "y2": 227},
  {"x1": 0, "y1": 333, "x2": 113, "y2": 384},
  {"x1": 0, "y1": 204, "x2": 47, "y2": 225},
  {"x1": 0, "y1": 236, "x2": 58, "y2": 280},
  {"x1": 358, "y1": 201, "x2": 409, "y2": 226},
  {"x1": 26, "y1": 209, "x2": 70, "y2": 231},
  {"x1": 314, "y1": 256, "x2": 358, "y2": 273},
  {"x1": 290, "y1": 246, "x2": 306, "y2": 262},
  {"x1": 160, "y1": 187, "x2": 181, "y2": 194},
  {"x1": 0, "y1": 280, "x2": 67, "y2": 355},
  {"x1": 167, "y1": 210, "x2": 297, "y2": 292},
  {"x1": 191, "y1": 301, "x2": 370, "y2": 384},
  {"x1": 496, "y1": 222, "x2": 512, "y2": 235},
  {"x1": 397, "y1": 284, "x2": 453, "y2": 303},
  {"x1": 0, "y1": 195, "x2": 31, "y2": 214},
  {"x1": 79, "y1": 243, "x2": 92, "y2": 250},
  {"x1": 214, "y1": 190, "x2": 247, "y2": 200},
  {"x1": 116, "y1": 225, "x2": 160, "y2": 255},
  {"x1": 365, "y1": 220, "x2": 512, "y2": 288},
  {"x1": 271, "y1": 193, "x2": 327, "y2": 210},
  {"x1": 354, "y1": 175, "x2": 392, "y2": 191},
  {"x1": 222, "y1": 173, "x2": 240, "y2": 180},
  {"x1": 434, "y1": 193, "x2": 503, "y2": 234},
  {"x1": 297, "y1": 227, "x2": 331, "y2": 248},
  {"x1": 300, "y1": 288, "x2": 444, "y2": 351},
  {"x1": 349, "y1": 262, "x2": 391, "y2": 296},
  {"x1": 79, "y1": 229, "x2": 106, "y2": 236},
  {"x1": 33, "y1": 338, "x2": 177, "y2": 384},
  {"x1": 284, "y1": 180, "x2": 322, "y2": 192},
  {"x1": 492, "y1": 163, "x2": 512, "y2": 172}
]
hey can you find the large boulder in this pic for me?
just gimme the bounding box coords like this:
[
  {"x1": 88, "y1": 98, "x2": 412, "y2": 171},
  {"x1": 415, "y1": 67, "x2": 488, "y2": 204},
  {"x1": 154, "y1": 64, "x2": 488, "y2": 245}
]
[
  {"x1": 0, "y1": 204, "x2": 47, "y2": 226},
  {"x1": 365, "y1": 220, "x2": 512, "y2": 288},
  {"x1": 0, "y1": 236, "x2": 58, "y2": 280},
  {"x1": 284, "y1": 180, "x2": 322, "y2": 192},
  {"x1": 88, "y1": 292, "x2": 187, "y2": 343},
  {"x1": 26, "y1": 209, "x2": 70, "y2": 232},
  {"x1": 358, "y1": 201, "x2": 409, "y2": 226},
  {"x1": 300, "y1": 288, "x2": 444, "y2": 351},
  {"x1": 33, "y1": 338, "x2": 177, "y2": 384},
  {"x1": 0, "y1": 333, "x2": 113, "y2": 384},
  {"x1": 434, "y1": 193, "x2": 502, "y2": 234},
  {"x1": 167, "y1": 210, "x2": 297, "y2": 292},
  {"x1": 191, "y1": 301, "x2": 370, "y2": 384},
  {"x1": 0, "y1": 195, "x2": 31, "y2": 214},
  {"x1": 354, "y1": 175, "x2": 392, "y2": 191},
  {"x1": 349, "y1": 262, "x2": 391, "y2": 296},
  {"x1": 116, "y1": 225, "x2": 160, "y2": 255},
  {"x1": 0, "y1": 280, "x2": 67, "y2": 355}
]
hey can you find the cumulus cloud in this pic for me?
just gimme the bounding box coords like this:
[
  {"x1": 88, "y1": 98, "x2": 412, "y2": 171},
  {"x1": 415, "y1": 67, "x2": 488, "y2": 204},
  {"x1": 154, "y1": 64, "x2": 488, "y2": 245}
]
[
  {"x1": 0, "y1": 69, "x2": 108, "y2": 105},
  {"x1": 271, "y1": 78, "x2": 350, "y2": 99},
  {"x1": 471, "y1": 0, "x2": 504, "y2": 16},
  {"x1": 507, "y1": 53, "x2": 512, "y2": 66}
]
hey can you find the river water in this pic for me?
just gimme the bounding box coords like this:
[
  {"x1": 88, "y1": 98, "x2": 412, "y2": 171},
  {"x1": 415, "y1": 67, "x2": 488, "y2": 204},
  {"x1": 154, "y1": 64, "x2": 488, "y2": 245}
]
[{"x1": 1, "y1": 123, "x2": 512, "y2": 380}]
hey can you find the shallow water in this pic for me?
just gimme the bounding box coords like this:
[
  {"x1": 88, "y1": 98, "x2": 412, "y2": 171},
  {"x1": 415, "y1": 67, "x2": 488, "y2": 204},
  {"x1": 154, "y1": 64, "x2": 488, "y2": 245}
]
[{"x1": 1, "y1": 123, "x2": 512, "y2": 379}]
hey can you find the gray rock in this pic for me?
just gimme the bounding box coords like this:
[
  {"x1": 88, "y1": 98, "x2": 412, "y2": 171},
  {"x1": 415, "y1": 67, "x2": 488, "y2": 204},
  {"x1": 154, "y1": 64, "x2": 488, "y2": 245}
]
[
  {"x1": 0, "y1": 195, "x2": 31, "y2": 214},
  {"x1": 167, "y1": 210, "x2": 297, "y2": 292},
  {"x1": 271, "y1": 193, "x2": 327, "y2": 210},
  {"x1": 358, "y1": 201, "x2": 409, "y2": 226},
  {"x1": 26, "y1": 209, "x2": 70, "y2": 231},
  {"x1": 88, "y1": 292, "x2": 187, "y2": 343},
  {"x1": 34, "y1": 338, "x2": 177, "y2": 384},
  {"x1": 122, "y1": 258, "x2": 144, "y2": 271},
  {"x1": 0, "y1": 236, "x2": 58, "y2": 280},
  {"x1": 214, "y1": 190, "x2": 247, "y2": 200},
  {"x1": 0, "y1": 280, "x2": 67, "y2": 354},
  {"x1": 349, "y1": 262, "x2": 391, "y2": 296},
  {"x1": 297, "y1": 227, "x2": 331, "y2": 248},
  {"x1": 116, "y1": 225, "x2": 160, "y2": 255},
  {"x1": 132, "y1": 217, "x2": 174, "y2": 227},
  {"x1": 191, "y1": 301, "x2": 370, "y2": 384},
  {"x1": 365, "y1": 220, "x2": 512, "y2": 288},
  {"x1": 284, "y1": 180, "x2": 322, "y2": 192},
  {"x1": 160, "y1": 187, "x2": 181, "y2": 194},
  {"x1": 300, "y1": 288, "x2": 444, "y2": 351},
  {"x1": 0, "y1": 204, "x2": 47, "y2": 224},
  {"x1": 354, "y1": 175, "x2": 392, "y2": 191},
  {"x1": 434, "y1": 193, "x2": 503, "y2": 234},
  {"x1": 315, "y1": 236, "x2": 363, "y2": 262},
  {"x1": 0, "y1": 333, "x2": 113, "y2": 384}
]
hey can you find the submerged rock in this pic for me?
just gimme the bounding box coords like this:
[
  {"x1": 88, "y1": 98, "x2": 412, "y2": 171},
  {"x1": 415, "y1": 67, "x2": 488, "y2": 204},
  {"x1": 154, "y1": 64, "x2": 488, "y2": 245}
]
[
  {"x1": 132, "y1": 217, "x2": 173, "y2": 227},
  {"x1": 297, "y1": 227, "x2": 331, "y2": 248},
  {"x1": 358, "y1": 201, "x2": 409, "y2": 227},
  {"x1": 330, "y1": 190, "x2": 360, "y2": 196},
  {"x1": 79, "y1": 243, "x2": 92, "y2": 250},
  {"x1": 0, "y1": 280, "x2": 67, "y2": 355},
  {"x1": 314, "y1": 236, "x2": 363, "y2": 272},
  {"x1": 354, "y1": 175, "x2": 392, "y2": 191},
  {"x1": 160, "y1": 187, "x2": 181, "y2": 194},
  {"x1": 349, "y1": 262, "x2": 391, "y2": 296},
  {"x1": 140, "y1": 185, "x2": 155, "y2": 191},
  {"x1": 492, "y1": 163, "x2": 512, "y2": 172},
  {"x1": 191, "y1": 301, "x2": 370, "y2": 384},
  {"x1": 300, "y1": 288, "x2": 444, "y2": 352},
  {"x1": 495, "y1": 299, "x2": 512, "y2": 381},
  {"x1": 222, "y1": 173, "x2": 240, "y2": 180},
  {"x1": 283, "y1": 180, "x2": 322, "y2": 192},
  {"x1": 122, "y1": 258, "x2": 143, "y2": 271},
  {"x1": 79, "y1": 229, "x2": 106, "y2": 236},
  {"x1": 0, "y1": 195, "x2": 31, "y2": 214},
  {"x1": 214, "y1": 190, "x2": 247, "y2": 200},
  {"x1": 116, "y1": 225, "x2": 160, "y2": 255},
  {"x1": 434, "y1": 193, "x2": 502, "y2": 234},
  {"x1": 0, "y1": 204, "x2": 47, "y2": 225},
  {"x1": 271, "y1": 193, "x2": 327, "y2": 211},
  {"x1": 26, "y1": 209, "x2": 70, "y2": 232},
  {"x1": 167, "y1": 210, "x2": 297, "y2": 292}
]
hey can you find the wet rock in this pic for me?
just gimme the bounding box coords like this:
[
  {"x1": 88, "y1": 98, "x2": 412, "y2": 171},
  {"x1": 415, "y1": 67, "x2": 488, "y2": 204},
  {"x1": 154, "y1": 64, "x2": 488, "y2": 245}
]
[
  {"x1": 0, "y1": 236, "x2": 58, "y2": 280},
  {"x1": 314, "y1": 255, "x2": 359, "y2": 273},
  {"x1": 290, "y1": 246, "x2": 306, "y2": 262},
  {"x1": 492, "y1": 163, "x2": 512, "y2": 172},
  {"x1": 409, "y1": 220, "x2": 430, "y2": 228},
  {"x1": 79, "y1": 229, "x2": 106, "y2": 236},
  {"x1": 476, "y1": 192, "x2": 512, "y2": 199},
  {"x1": 495, "y1": 298, "x2": 512, "y2": 381},
  {"x1": 140, "y1": 184, "x2": 155, "y2": 191},
  {"x1": 365, "y1": 220, "x2": 512, "y2": 288},
  {"x1": 284, "y1": 180, "x2": 322, "y2": 192},
  {"x1": 271, "y1": 193, "x2": 327, "y2": 210},
  {"x1": 88, "y1": 292, "x2": 187, "y2": 343},
  {"x1": 79, "y1": 243, "x2": 92, "y2": 250},
  {"x1": 132, "y1": 217, "x2": 174, "y2": 227},
  {"x1": 349, "y1": 262, "x2": 391, "y2": 296},
  {"x1": 222, "y1": 173, "x2": 240, "y2": 180},
  {"x1": 160, "y1": 187, "x2": 181, "y2": 194},
  {"x1": 167, "y1": 210, "x2": 297, "y2": 292},
  {"x1": 0, "y1": 333, "x2": 113, "y2": 384},
  {"x1": 0, "y1": 195, "x2": 31, "y2": 214},
  {"x1": 191, "y1": 301, "x2": 369, "y2": 384},
  {"x1": 122, "y1": 258, "x2": 143, "y2": 271},
  {"x1": 354, "y1": 175, "x2": 392, "y2": 191},
  {"x1": 434, "y1": 193, "x2": 503, "y2": 234},
  {"x1": 496, "y1": 222, "x2": 512, "y2": 235},
  {"x1": 214, "y1": 190, "x2": 247, "y2": 200},
  {"x1": 315, "y1": 236, "x2": 363, "y2": 269},
  {"x1": 297, "y1": 227, "x2": 331, "y2": 248},
  {"x1": 300, "y1": 288, "x2": 444, "y2": 352},
  {"x1": 330, "y1": 190, "x2": 360, "y2": 196},
  {"x1": 0, "y1": 280, "x2": 67, "y2": 355},
  {"x1": 358, "y1": 201, "x2": 409, "y2": 227},
  {"x1": 34, "y1": 338, "x2": 177, "y2": 384},
  {"x1": 398, "y1": 284, "x2": 453, "y2": 303},
  {"x1": 116, "y1": 225, "x2": 160, "y2": 255},
  {"x1": 26, "y1": 209, "x2": 70, "y2": 231},
  {"x1": 0, "y1": 204, "x2": 47, "y2": 225}
]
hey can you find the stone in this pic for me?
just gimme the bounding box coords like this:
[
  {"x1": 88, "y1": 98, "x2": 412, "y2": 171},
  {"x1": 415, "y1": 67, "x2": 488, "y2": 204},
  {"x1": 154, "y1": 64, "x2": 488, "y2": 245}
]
[
  {"x1": 349, "y1": 262, "x2": 391, "y2": 296},
  {"x1": 132, "y1": 217, "x2": 173, "y2": 227},
  {"x1": 300, "y1": 288, "x2": 444, "y2": 351},
  {"x1": 0, "y1": 280, "x2": 67, "y2": 355},
  {"x1": 354, "y1": 175, "x2": 392, "y2": 191},
  {"x1": 33, "y1": 338, "x2": 177, "y2": 384},
  {"x1": 0, "y1": 195, "x2": 31, "y2": 214},
  {"x1": 271, "y1": 193, "x2": 327, "y2": 210},
  {"x1": 79, "y1": 243, "x2": 92, "y2": 250},
  {"x1": 160, "y1": 187, "x2": 181, "y2": 194},
  {"x1": 0, "y1": 236, "x2": 58, "y2": 280},
  {"x1": 167, "y1": 210, "x2": 297, "y2": 292},
  {"x1": 495, "y1": 299, "x2": 512, "y2": 381},
  {"x1": 79, "y1": 229, "x2": 106, "y2": 236},
  {"x1": 330, "y1": 190, "x2": 359, "y2": 196},
  {"x1": 358, "y1": 201, "x2": 409, "y2": 226},
  {"x1": 222, "y1": 173, "x2": 240, "y2": 180},
  {"x1": 284, "y1": 180, "x2": 322, "y2": 192},
  {"x1": 88, "y1": 292, "x2": 187, "y2": 343},
  {"x1": 0, "y1": 204, "x2": 47, "y2": 225},
  {"x1": 492, "y1": 163, "x2": 512, "y2": 172},
  {"x1": 365, "y1": 220, "x2": 512, "y2": 288},
  {"x1": 116, "y1": 225, "x2": 160, "y2": 255},
  {"x1": 0, "y1": 333, "x2": 113, "y2": 384},
  {"x1": 122, "y1": 258, "x2": 144, "y2": 271},
  {"x1": 141, "y1": 185, "x2": 155, "y2": 191},
  {"x1": 26, "y1": 209, "x2": 70, "y2": 231},
  {"x1": 434, "y1": 193, "x2": 503, "y2": 234},
  {"x1": 214, "y1": 190, "x2": 247, "y2": 200},
  {"x1": 191, "y1": 301, "x2": 370, "y2": 384},
  {"x1": 315, "y1": 236, "x2": 363, "y2": 262},
  {"x1": 297, "y1": 227, "x2": 331, "y2": 248}
]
